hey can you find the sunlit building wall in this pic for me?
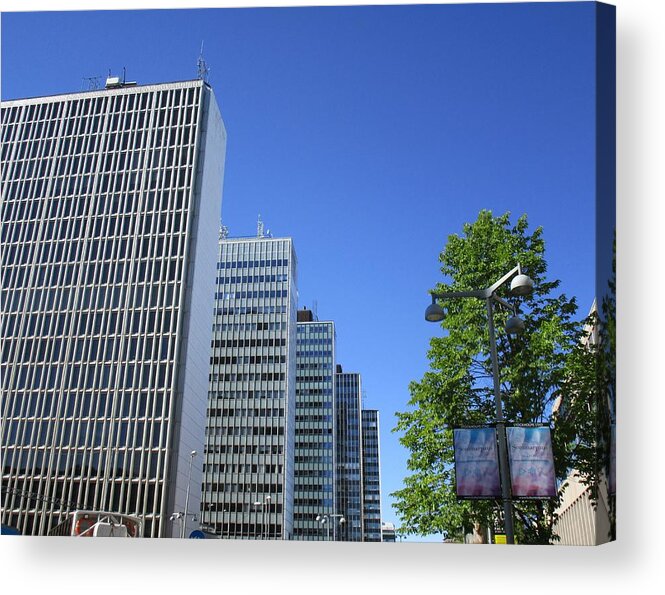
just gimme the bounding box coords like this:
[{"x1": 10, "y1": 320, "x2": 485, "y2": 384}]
[
  {"x1": 335, "y1": 368, "x2": 363, "y2": 541},
  {"x1": 293, "y1": 309, "x2": 336, "y2": 540},
  {"x1": 202, "y1": 234, "x2": 297, "y2": 539},
  {"x1": 361, "y1": 408, "x2": 382, "y2": 542},
  {"x1": 1, "y1": 79, "x2": 226, "y2": 537}
]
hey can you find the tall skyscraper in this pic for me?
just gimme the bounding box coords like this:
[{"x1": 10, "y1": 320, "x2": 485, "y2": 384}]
[
  {"x1": 293, "y1": 308, "x2": 336, "y2": 540},
  {"x1": 1, "y1": 78, "x2": 226, "y2": 537},
  {"x1": 335, "y1": 367, "x2": 364, "y2": 541},
  {"x1": 361, "y1": 409, "x2": 382, "y2": 541},
  {"x1": 202, "y1": 232, "x2": 298, "y2": 539}
]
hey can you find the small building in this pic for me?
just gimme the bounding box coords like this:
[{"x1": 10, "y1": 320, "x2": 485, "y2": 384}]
[{"x1": 381, "y1": 521, "x2": 396, "y2": 542}]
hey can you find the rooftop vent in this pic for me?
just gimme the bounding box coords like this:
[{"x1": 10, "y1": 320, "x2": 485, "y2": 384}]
[
  {"x1": 104, "y1": 70, "x2": 138, "y2": 90},
  {"x1": 105, "y1": 76, "x2": 122, "y2": 89}
]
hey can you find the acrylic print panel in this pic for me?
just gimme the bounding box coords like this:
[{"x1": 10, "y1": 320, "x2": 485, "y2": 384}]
[
  {"x1": 0, "y1": 1, "x2": 615, "y2": 546},
  {"x1": 506, "y1": 426, "x2": 557, "y2": 499},
  {"x1": 453, "y1": 428, "x2": 502, "y2": 499}
]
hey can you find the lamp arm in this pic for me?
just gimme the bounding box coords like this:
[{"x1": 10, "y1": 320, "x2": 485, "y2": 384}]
[
  {"x1": 492, "y1": 294, "x2": 517, "y2": 315},
  {"x1": 486, "y1": 264, "x2": 522, "y2": 295},
  {"x1": 430, "y1": 289, "x2": 488, "y2": 300}
]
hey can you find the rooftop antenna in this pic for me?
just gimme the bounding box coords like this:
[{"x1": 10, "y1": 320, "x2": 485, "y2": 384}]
[
  {"x1": 219, "y1": 224, "x2": 229, "y2": 240},
  {"x1": 257, "y1": 214, "x2": 264, "y2": 238},
  {"x1": 313, "y1": 299, "x2": 318, "y2": 320},
  {"x1": 197, "y1": 41, "x2": 210, "y2": 82},
  {"x1": 82, "y1": 76, "x2": 101, "y2": 91}
]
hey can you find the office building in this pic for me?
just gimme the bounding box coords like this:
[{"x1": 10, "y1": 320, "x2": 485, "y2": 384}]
[
  {"x1": 381, "y1": 521, "x2": 396, "y2": 542},
  {"x1": 202, "y1": 231, "x2": 298, "y2": 539},
  {"x1": 1, "y1": 78, "x2": 226, "y2": 537},
  {"x1": 293, "y1": 308, "x2": 336, "y2": 540},
  {"x1": 335, "y1": 367, "x2": 363, "y2": 541},
  {"x1": 361, "y1": 409, "x2": 382, "y2": 541},
  {"x1": 552, "y1": 301, "x2": 612, "y2": 545}
]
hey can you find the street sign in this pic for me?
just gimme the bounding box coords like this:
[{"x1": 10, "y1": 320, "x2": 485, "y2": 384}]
[
  {"x1": 189, "y1": 530, "x2": 205, "y2": 539},
  {"x1": 494, "y1": 534, "x2": 518, "y2": 544}
]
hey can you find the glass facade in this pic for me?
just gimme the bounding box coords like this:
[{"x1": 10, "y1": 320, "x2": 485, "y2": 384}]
[
  {"x1": 0, "y1": 80, "x2": 226, "y2": 537},
  {"x1": 202, "y1": 235, "x2": 297, "y2": 539},
  {"x1": 361, "y1": 409, "x2": 382, "y2": 542},
  {"x1": 293, "y1": 313, "x2": 336, "y2": 540},
  {"x1": 335, "y1": 371, "x2": 363, "y2": 542}
]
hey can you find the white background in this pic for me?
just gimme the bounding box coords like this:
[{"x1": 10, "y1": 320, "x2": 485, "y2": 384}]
[{"x1": 0, "y1": 0, "x2": 662, "y2": 593}]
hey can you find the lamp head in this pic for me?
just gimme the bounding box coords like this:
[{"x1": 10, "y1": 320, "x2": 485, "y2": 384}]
[
  {"x1": 425, "y1": 301, "x2": 445, "y2": 323},
  {"x1": 510, "y1": 274, "x2": 534, "y2": 297},
  {"x1": 505, "y1": 315, "x2": 525, "y2": 335}
]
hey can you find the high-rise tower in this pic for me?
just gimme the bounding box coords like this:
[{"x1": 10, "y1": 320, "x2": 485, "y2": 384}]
[
  {"x1": 1, "y1": 79, "x2": 226, "y2": 537},
  {"x1": 293, "y1": 308, "x2": 336, "y2": 540},
  {"x1": 202, "y1": 233, "x2": 298, "y2": 539},
  {"x1": 361, "y1": 409, "x2": 382, "y2": 541},
  {"x1": 335, "y1": 367, "x2": 364, "y2": 541}
]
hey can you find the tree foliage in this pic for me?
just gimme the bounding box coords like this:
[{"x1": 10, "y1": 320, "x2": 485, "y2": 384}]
[{"x1": 392, "y1": 210, "x2": 601, "y2": 544}]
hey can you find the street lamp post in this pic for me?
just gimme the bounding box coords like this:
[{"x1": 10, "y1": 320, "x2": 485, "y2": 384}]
[
  {"x1": 253, "y1": 495, "x2": 271, "y2": 540},
  {"x1": 264, "y1": 495, "x2": 271, "y2": 539},
  {"x1": 424, "y1": 264, "x2": 534, "y2": 545},
  {"x1": 181, "y1": 450, "x2": 197, "y2": 539},
  {"x1": 170, "y1": 450, "x2": 198, "y2": 539},
  {"x1": 316, "y1": 513, "x2": 346, "y2": 541},
  {"x1": 169, "y1": 511, "x2": 184, "y2": 537}
]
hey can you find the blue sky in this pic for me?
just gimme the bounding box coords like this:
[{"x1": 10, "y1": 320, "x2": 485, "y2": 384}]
[{"x1": 2, "y1": 2, "x2": 598, "y2": 541}]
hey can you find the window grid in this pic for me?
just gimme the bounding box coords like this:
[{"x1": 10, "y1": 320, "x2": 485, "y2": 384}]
[
  {"x1": 202, "y1": 236, "x2": 297, "y2": 540},
  {"x1": 1, "y1": 81, "x2": 208, "y2": 537}
]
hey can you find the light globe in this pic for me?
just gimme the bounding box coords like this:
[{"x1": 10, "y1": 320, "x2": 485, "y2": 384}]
[
  {"x1": 509, "y1": 274, "x2": 534, "y2": 296},
  {"x1": 505, "y1": 315, "x2": 525, "y2": 335}
]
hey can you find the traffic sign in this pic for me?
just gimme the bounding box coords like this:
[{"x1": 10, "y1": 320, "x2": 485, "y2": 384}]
[{"x1": 189, "y1": 530, "x2": 205, "y2": 539}]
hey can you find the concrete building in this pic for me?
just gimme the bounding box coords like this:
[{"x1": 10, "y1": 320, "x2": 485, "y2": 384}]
[
  {"x1": 1, "y1": 78, "x2": 226, "y2": 537},
  {"x1": 381, "y1": 521, "x2": 396, "y2": 542},
  {"x1": 552, "y1": 301, "x2": 613, "y2": 545},
  {"x1": 335, "y1": 367, "x2": 363, "y2": 541},
  {"x1": 293, "y1": 308, "x2": 336, "y2": 540},
  {"x1": 552, "y1": 471, "x2": 611, "y2": 545},
  {"x1": 361, "y1": 409, "x2": 382, "y2": 541},
  {"x1": 201, "y1": 231, "x2": 298, "y2": 539}
]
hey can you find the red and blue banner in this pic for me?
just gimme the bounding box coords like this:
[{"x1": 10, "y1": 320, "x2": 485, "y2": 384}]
[
  {"x1": 506, "y1": 425, "x2": 557, "y2": 499},
  {"x1": 453, "y1": 427, "x2": 501, "y2": 499}
]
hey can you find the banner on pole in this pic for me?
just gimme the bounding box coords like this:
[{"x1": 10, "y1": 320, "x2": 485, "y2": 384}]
[
  {"x1": 506, "y1": 425, "x2": 557, "y2": 499},
  {"x1": 453, "y1": 427, "x2": 501, "y2": 499}
]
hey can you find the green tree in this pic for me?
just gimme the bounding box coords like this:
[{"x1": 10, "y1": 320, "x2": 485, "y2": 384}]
[{"x1": 393, "y1": 210, "x2": 584, "y2": 544}]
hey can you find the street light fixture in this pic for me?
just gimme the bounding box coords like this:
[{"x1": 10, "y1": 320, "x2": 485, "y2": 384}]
[
  {"x1": 181, "y1": 450, "x2": 197, "y2": 539},
  {"x1": 316, "y1": 513, "x2": 346, "y2": 541},
  {"x1": 264, "y1": 495, "x2": 271, "y2": 539},
  {"x1": 424, "y1": 263, "x2": 534, "y2": 545},
  {"x1": 169, "y1": 511, "x2": 197, "y2": 538},
  {"x1": 170, "y1": 450, "x2": 198, "y2": 539},
  {"x1": 254, "y1": 495, "x2": 271, "y2": 539}
]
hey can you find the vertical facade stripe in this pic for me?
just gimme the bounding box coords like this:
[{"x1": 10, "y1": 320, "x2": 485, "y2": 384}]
[{"x1": 1, "y1": 80, "x2": 225, "y2": 537}]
